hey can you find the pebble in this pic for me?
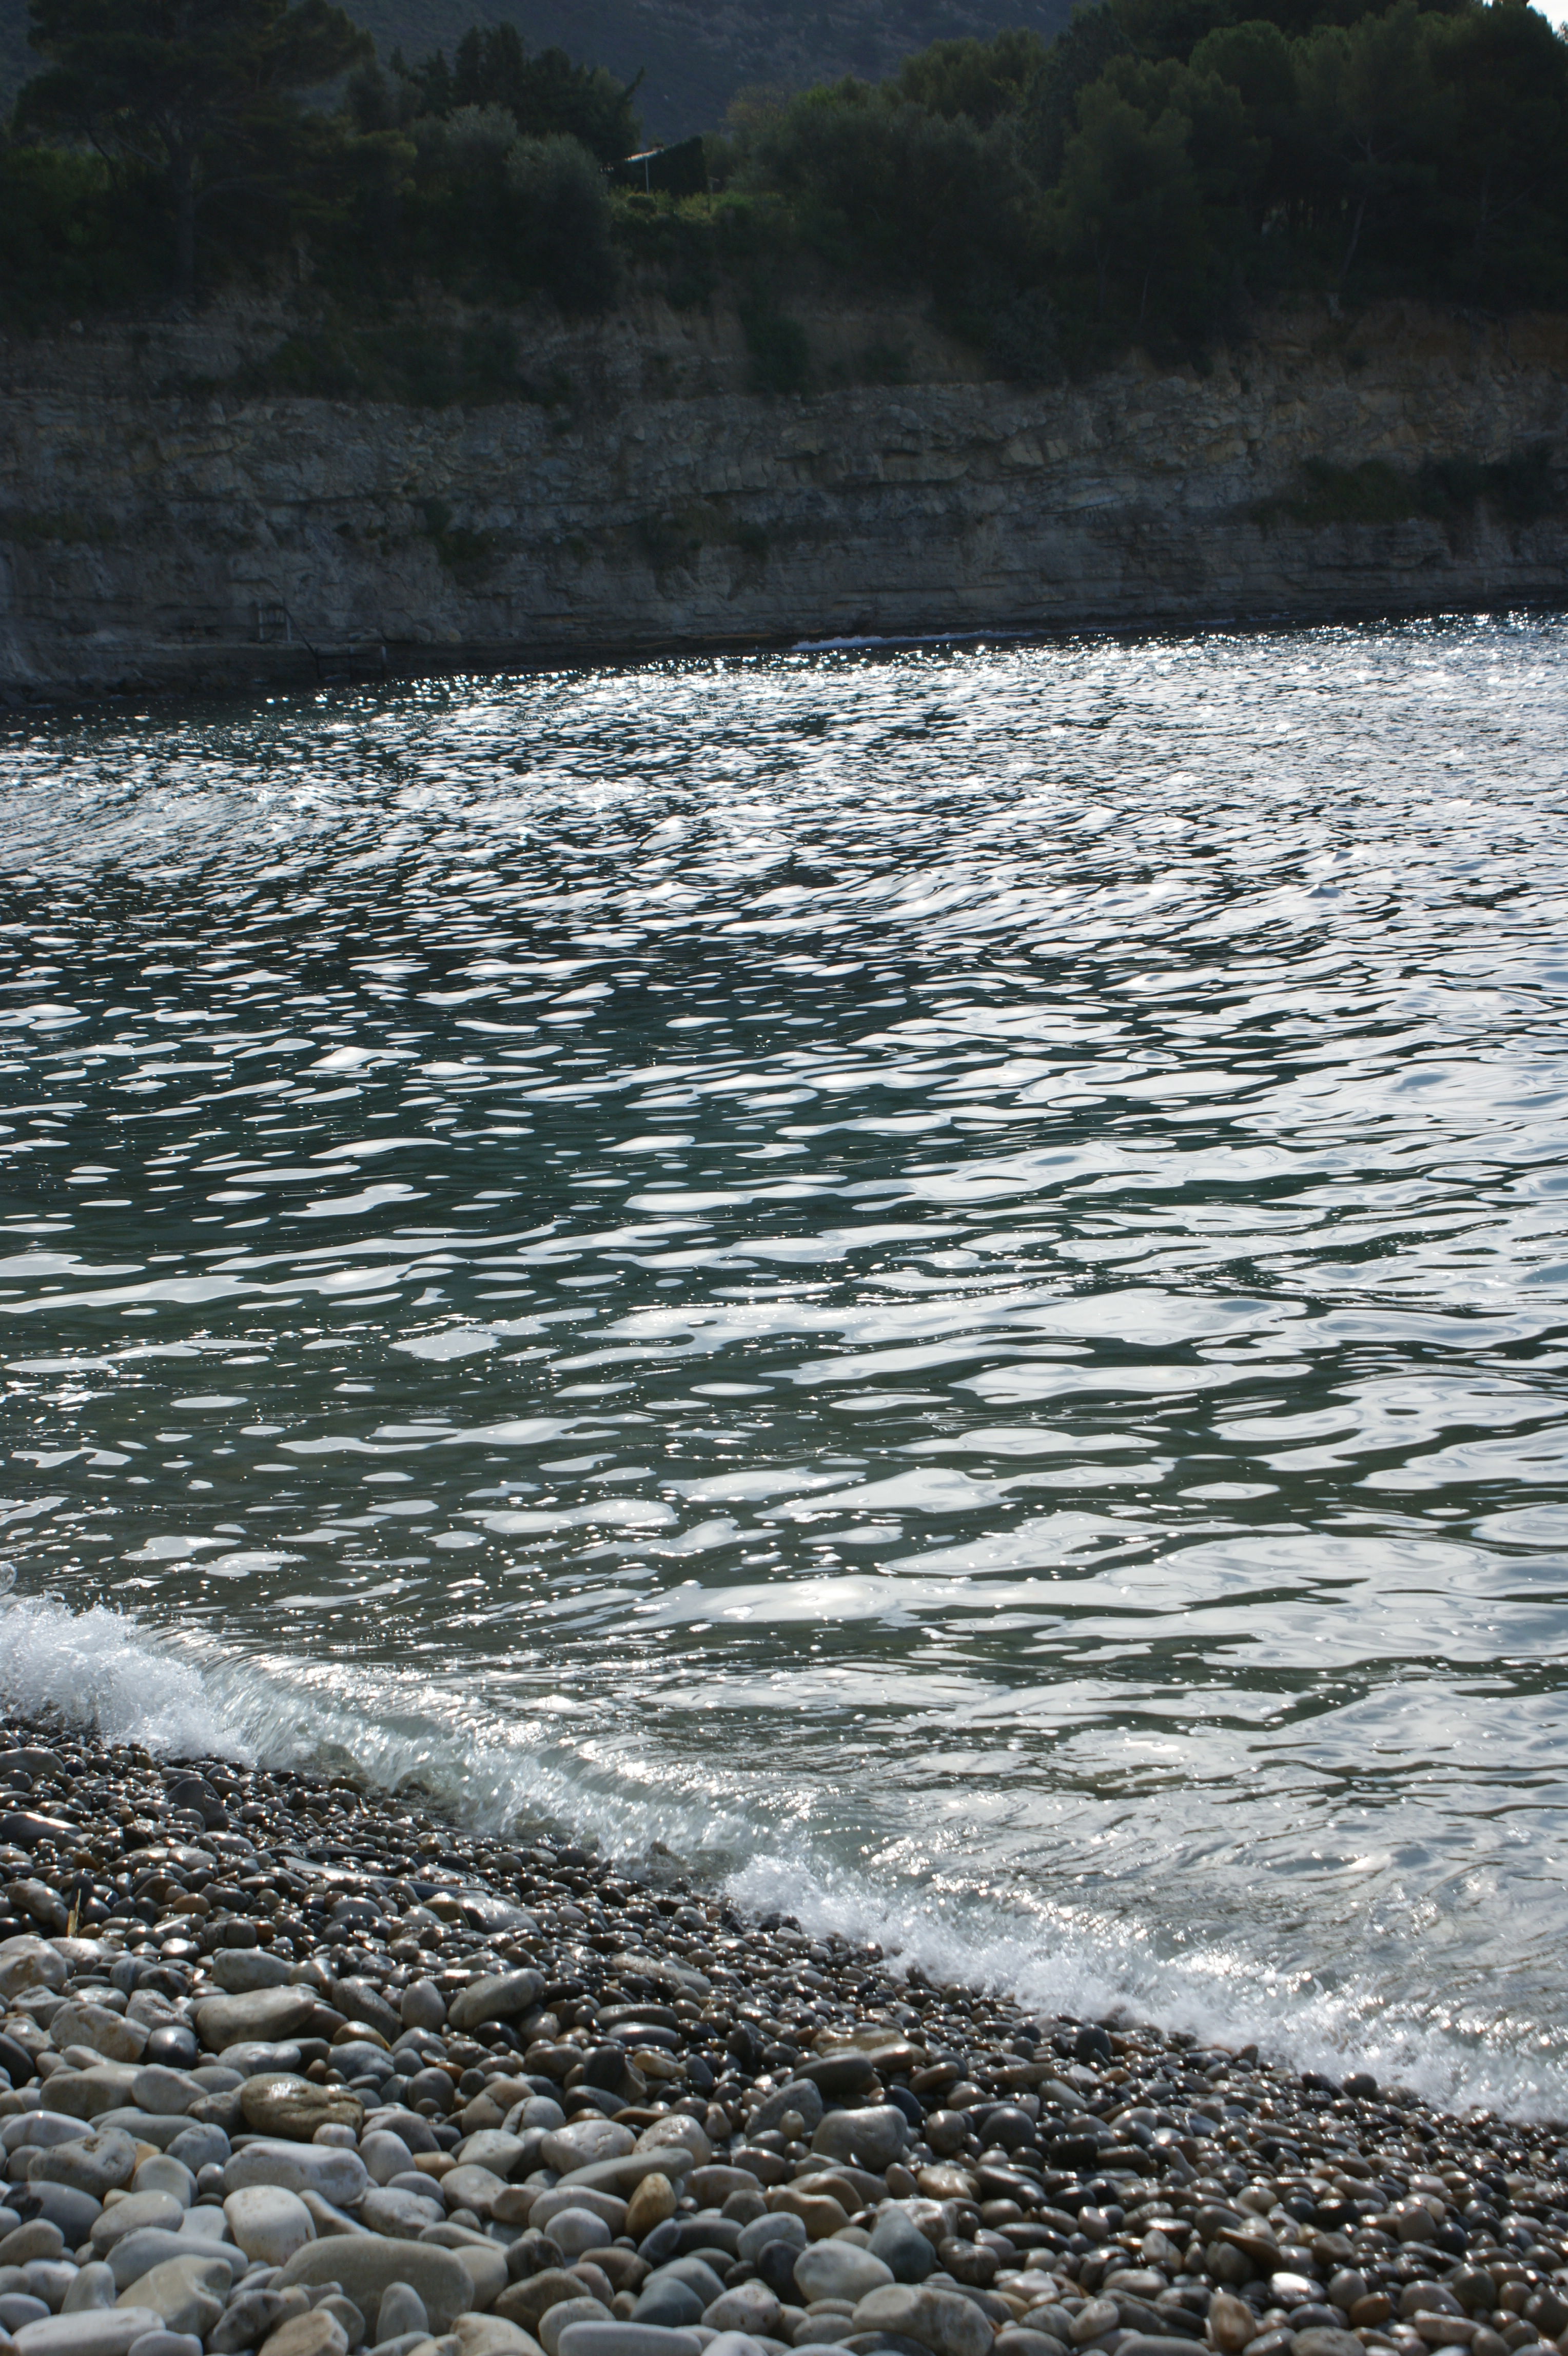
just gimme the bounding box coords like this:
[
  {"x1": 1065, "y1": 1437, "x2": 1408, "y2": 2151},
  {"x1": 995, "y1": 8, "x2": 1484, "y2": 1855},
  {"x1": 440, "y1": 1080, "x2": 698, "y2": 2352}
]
[
  {"x1": 867, "y1": 2210, "x2": 936, "y2": 2285},
  {"x1": 92, "y1": 2197, "x2": 186, "y2": 2253},
  {"x1": 221, "y1": 2192, "x2": 315, "y2": 2270},
  {"x1": 239, "y1": 2085, "x2": 361, "y2": 2145},
  {"x1": 34, "y1": 2130, "x2": 138, "y2": 2199},
  {"x1": 5, "y1": 1716, "x2": 1568, "y2": 2356},
  {"x1": 224, "y1": 2151, "x2": 368, "y2": 2212},
  {"x1": 542, "y1": 2126, "x2": 633, "y2": 2174},
  {"x1": 809, "y1": 2108, "x2": 909, "y2": 2172},
  {"x1": 552, "y1": 2330, "x2": 700, "y2": 2356},
  {"x1": 444, "y1": 1978, "x2": 544, "y2": 2038},
  {"x1": 116, "y1": 2255, "x2": 231, "y2": 2339},
  {"x1": 193, "y1": 1997, "x2": 316, "y2": 2058},
  {"x1": 50, "y1": 2009, "x2": 149, "y2": 2069},
  {"x1": 105, "y1": 2239, "x2": 242, "y2": 2298},
  {"x1": 373, "y1": 2293, "x2": 427, "y2": 2344},
  {"x1": 271, "y1": 2246, "x2": 471, "y2": 2333},
  {"x1": 621, "y1": 2181, "x2": 675, "y2": 2243},
  {"x1": 357, "y1": 2189, "x2": 443, "y2": 2240},
  {"x1": 534, "y1": 2212, "x2": 610, "y2": 2262},
  {"x1": 852, "y1": 2286, "x2": 997, "y2": 2356},
  {"x1": 258, "y1": 2317, "x2": 347, "y2": 2356},
  {"x1": 700, "y1": 2285, "x2": 780, "y2": 2336},
  {"x1": 13, "y1": 2309, "x2": 166, "y2": 2356},
  {"x1": 133, "y1": 2163, "x2": 196, "y2": 2211},
  {"x1": 793, "y1": 2246, "x2": 894, "y2": 2305},
  {"x1": 130, "y1": 2072, "x2": 201, "y2": 2123},
  {"x1": 208, "y1": 1960, "x2": 293, "y2": 1998},
  {"x1": 538, "y1": 2301, "x2": 613, "y2": 2356},
  {"x1": 63, "y1": 2267, "x2": 119, "y2": 2314}
]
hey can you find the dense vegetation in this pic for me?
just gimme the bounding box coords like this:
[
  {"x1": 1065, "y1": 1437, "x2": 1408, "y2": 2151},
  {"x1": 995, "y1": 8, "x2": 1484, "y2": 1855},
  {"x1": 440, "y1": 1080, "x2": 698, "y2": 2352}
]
[{"x1": 3, "y1": 0, "x2": 1567, "y2": 374}]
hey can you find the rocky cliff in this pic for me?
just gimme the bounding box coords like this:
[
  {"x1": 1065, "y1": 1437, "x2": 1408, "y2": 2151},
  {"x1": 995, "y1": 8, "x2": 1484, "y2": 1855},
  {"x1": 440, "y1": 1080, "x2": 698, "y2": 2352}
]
[{"x1": 2, "y1": 294, "x2": 1565, "y2": 697}]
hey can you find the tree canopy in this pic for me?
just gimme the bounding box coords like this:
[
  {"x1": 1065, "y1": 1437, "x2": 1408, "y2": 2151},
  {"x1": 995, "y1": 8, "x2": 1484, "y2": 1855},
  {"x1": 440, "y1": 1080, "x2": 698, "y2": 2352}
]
[
  {"x1": 17, "y1": 0, "x2": 370, "y2": 301},
  {"x1": 4, "y1": 0, "x2": 1568, "y2": 369}
]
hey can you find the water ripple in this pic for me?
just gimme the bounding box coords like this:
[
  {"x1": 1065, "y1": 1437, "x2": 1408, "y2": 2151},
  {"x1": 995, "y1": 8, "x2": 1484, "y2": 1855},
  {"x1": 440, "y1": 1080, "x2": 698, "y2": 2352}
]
[{"x1": 2, "y1": 617, "x2": 1567, "y2": 2108}]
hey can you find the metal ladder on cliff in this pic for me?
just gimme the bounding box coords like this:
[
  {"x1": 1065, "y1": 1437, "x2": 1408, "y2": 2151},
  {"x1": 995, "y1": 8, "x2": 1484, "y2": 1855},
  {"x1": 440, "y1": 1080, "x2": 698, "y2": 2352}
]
[{"x1": 253, "y1": 596, "x2": 387, "y2": 683}]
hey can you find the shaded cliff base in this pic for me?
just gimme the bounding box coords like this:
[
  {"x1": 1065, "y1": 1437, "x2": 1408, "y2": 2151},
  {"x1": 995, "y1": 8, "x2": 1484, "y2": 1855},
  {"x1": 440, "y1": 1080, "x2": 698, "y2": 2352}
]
[{"x1": 2, "y1": 295, "x2": 1566, "y2": 699}]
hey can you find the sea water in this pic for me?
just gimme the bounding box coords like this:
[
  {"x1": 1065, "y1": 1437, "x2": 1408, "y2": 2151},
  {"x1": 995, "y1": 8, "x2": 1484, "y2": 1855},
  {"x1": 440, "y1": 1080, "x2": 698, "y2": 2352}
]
[{"x1": 2, "y1": 617, "x2": 1567, "y2": 2113}]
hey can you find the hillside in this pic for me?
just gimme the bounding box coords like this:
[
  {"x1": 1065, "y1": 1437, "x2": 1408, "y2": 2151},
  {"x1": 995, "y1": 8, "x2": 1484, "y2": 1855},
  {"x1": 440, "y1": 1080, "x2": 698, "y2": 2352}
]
[{"x1": 0, "y1": 0, "x2": 1076, "y2": 142}]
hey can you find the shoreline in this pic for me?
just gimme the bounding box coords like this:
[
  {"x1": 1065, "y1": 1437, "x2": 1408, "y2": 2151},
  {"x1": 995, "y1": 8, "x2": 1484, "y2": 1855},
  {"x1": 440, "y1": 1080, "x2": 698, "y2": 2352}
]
[
  {"x1": 4, "y1": 598, "x2": 1568, "y2": 720},
  {"x1": 2, "y1": 1715, "x2": 1567, "y2": 2356}
]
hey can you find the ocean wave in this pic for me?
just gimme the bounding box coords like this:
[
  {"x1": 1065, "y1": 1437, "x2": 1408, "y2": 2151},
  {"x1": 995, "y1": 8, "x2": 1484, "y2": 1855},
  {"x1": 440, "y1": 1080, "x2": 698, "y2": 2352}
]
[{"x1": 4, "y1": 1584, "x2": 1567, "y2": 2121}]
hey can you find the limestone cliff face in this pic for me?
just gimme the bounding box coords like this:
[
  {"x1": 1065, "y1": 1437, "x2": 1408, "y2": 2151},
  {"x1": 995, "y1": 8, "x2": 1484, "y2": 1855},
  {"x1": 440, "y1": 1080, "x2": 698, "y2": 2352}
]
[{"x1": 1, "y1": 295, "x2": 1565, "y2": 693}]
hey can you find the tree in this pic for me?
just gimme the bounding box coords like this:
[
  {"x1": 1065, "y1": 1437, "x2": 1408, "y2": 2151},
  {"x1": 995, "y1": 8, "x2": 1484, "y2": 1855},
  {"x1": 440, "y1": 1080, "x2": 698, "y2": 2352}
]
[
  {"x1": 17, "y1": 0, "x2": 369, "y2": 305},
  {"x1": 1427, "y1": 0, "x2": 1568, "y2": 306},
  {"x1": 1053, "y1": 77, "x2": 1207, "y2": 322},
  {"x1": 893, "y1": 28, "x2": 1049, "y2": 128},
  {"x1": 1047, "y1": 54, "x2": 1262, "y2": 339},
  {"x1": 736, "y1": 79, "x2": 1045, "y2": 325},
  {"x1": 1295, "y1": 1, "x2": 1454, "y2": 286},
  {"x1": 388, "y1": 22, "x2": 642, "y2": 165}
]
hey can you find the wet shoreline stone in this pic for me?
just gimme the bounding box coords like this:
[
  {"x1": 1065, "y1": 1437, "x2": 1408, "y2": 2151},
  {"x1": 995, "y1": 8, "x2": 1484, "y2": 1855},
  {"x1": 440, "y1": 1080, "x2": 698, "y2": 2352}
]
[{"x1": 2, "y1": 1717, "x2": 1567, "y2": 2356}]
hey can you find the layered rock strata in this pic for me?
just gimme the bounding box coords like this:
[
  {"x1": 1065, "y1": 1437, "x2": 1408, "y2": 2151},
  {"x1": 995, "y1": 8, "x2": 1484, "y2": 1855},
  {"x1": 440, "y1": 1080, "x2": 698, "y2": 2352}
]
[{"x1": 1, "y1": 301, "x2": 1565, "y2": 695}]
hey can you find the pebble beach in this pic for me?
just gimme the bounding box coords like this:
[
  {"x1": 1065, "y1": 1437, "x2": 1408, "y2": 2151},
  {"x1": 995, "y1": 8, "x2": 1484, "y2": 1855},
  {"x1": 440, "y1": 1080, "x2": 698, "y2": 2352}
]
[{"x1": 1, "y1": 1721, "x2": 1565, "y2": 2356}]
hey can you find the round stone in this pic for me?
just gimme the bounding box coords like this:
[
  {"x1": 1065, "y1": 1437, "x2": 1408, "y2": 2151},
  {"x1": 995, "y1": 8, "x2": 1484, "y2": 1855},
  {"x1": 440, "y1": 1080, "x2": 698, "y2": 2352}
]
[
  {"x1": 239, "y1": 2078, "x2": 364, "y2": 2142},
  {"x1": 130, "y1": 2161, "x2": 193, "y2": 2210},
  {"x1": 851, "y1": 2284, "x2": 995, "y2": 2356},
  {"x1": 542, "y1": 2123, "x2": 636, "y2": 2174},
  {"x1": 112, "y1": 2253, "x2": 230, "y2": 2340},
  {"x1": 793, "y1": 2245, "x2": 894, "y2": 2305},
  {"x1": 62, "y1": 2266, "x2": 118, "y2": 2315},
  {"x1": 867, "y1": 2210, "x2": 936, "y2": 2286},
  {"x1": 223, "y1": 2187, "x2": 317, "y2": 2268},
  {"x1": 809, "y1": 2108, "x2": 909, "y2": 2173},
  {"x1": 540, "y1": 2209, "x2": 612, "y2": 2261},
  {"x1": 128, "y1": 2068, "x2": 199, "y2": 2121},
  {"x1": 399, "y1": 1984, "x2": 447, "y2": 2032},
  {"x1": 361, "y1": 2132, "x2": 416, "y2": 2187},
  {"x1": 91, "y1": 2195, "x2": 185, "y2": 2252},
  {"x1": 539, "y1": 2300, "x2": 613, "y2": 2356},
  {"x1": 257, "y1": 2315, "x2": 348, "y2": 2356},
  {"x1": 624, "y1": 2176, "x2": 677, "y2": 2242},
  {"x1": 375, "y1": 2287, "x2": 430, "y2": 2342},
  {"x1": 700, "y1": 2286, "x2": 780, "y2": 2338},
  {"x1": 554, "y1": 2331, "x2": 701, "y2": 2356},
  {"x1": 1208, "y1": 2291, "x2": 1259, "y2": 2353},
  {"x1": 271, "y1": 2245, "x2": 474, "y2": 2335}
]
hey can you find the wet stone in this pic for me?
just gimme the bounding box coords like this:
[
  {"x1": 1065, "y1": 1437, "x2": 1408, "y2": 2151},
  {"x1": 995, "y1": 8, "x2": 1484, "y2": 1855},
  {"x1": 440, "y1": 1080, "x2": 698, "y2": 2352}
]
[
  {"x1": 239, "y1": 2081, "x2": 364, "y2": 2144},
  {"x1": 222, "y1": 2190, "x2": 316, "y2": 2269},
  {"x1": 210, "y1": 1958, "x2": 294, "y2": 1997},
  {"x1": 867, "y1": 2215, "x2": 936, "y2": 2287},
  {"x1": 3, "y1": 1713, "x2": 1566, "y2": 2356},
  {"x1": 12, "y1": 2308, "x2": 167, "y2": 2356},
  {"x1": 113, "y1": 2253, "x2": 231, "y2": 2339}
]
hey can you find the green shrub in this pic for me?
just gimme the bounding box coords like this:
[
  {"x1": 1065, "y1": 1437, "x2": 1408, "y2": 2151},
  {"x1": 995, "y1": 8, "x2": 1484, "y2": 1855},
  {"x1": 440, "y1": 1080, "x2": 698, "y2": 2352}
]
[
  {"x1": 740, "y1": 298, "x2": 811, "y2": 395},
  {"x1": 0, "y1": 147, "x2": 166, "y2": 326},
  {"x1": 1257, "y1": 448, "x2": 1564, "y2": 529}
]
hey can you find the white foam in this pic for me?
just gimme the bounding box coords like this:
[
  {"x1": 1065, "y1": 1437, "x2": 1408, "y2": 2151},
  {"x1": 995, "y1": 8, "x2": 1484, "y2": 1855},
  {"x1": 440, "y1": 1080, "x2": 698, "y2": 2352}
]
[
  {"x1": 723, "y1": 1848, "x2": 1568, "y2": 2120},
  {"x1": 0, "y1": 1591, "x2": 237, "y2": 1759},
  {"x1": 4, "y1": 1582, "x2": 1567, "y2": 2117},
  {"x1": 791, "y1": 630, "x2": 1010, "y2": 654}
]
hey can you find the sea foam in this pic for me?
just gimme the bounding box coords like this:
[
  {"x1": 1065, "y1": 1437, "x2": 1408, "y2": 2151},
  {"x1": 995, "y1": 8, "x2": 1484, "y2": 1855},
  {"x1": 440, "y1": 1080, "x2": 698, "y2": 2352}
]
[{"x1": 4, "y1": 1583, "x2": 1567, "y2": 2121}]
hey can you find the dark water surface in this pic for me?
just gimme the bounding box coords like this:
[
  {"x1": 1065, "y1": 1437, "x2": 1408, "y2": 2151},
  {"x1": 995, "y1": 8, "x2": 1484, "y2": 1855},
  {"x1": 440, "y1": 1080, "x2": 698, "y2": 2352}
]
[{"x1": 3, "y1": 618, "x2": 1567, "y2": 2110}]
